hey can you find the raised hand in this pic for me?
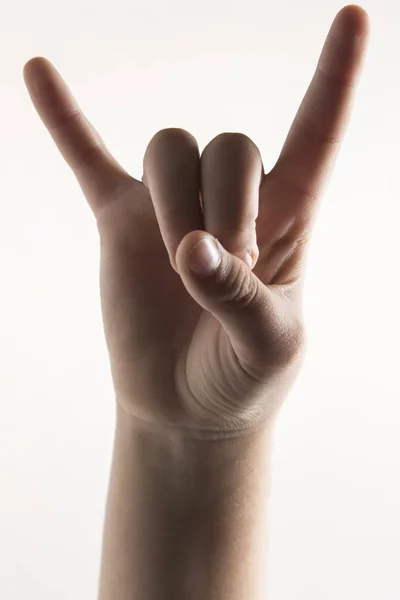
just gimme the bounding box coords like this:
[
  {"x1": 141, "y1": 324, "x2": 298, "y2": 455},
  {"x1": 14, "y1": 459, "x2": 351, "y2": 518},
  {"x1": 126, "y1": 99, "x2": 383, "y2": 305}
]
[{"x1": 23, "y1": 5, "x2": 369, "y2": 439}]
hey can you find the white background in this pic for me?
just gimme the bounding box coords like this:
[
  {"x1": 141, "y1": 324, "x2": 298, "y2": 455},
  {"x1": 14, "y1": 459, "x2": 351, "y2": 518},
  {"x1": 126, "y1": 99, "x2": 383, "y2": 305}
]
[{"x1": 1, "y1": 1, "x2": 399, "y2": 598}]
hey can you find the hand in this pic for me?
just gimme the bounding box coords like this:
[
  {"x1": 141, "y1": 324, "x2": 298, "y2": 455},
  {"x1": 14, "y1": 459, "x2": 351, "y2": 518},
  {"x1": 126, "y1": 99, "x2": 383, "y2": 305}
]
[{"x1": 23, "y1": 5, "x2": 369, "y2": 438}]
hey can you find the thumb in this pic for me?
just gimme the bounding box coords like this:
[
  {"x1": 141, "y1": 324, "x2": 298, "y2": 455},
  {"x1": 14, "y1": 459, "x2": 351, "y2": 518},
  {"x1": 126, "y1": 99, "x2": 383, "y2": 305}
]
[{"x1": 175, "y1": 231, "x2": 300, "y2": 373}]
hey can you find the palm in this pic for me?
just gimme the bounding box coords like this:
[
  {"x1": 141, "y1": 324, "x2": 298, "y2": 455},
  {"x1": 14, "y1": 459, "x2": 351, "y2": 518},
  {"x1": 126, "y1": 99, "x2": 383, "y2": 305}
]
[
  {"x1": 96, "y1": 183, "x2": 207, "y2": 424},
  {"x1": 96, "y1": 180, "x2": 289, "y2": 430},
  {"x1": 96, "y1": 172, "x2": 313, "y2": 430}
]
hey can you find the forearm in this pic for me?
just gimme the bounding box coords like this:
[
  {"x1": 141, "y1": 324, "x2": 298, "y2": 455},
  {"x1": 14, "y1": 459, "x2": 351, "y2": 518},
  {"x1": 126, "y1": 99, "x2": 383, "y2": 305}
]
[{"x1": 97, "y1": 404, "x2": 275, "y2": 600}]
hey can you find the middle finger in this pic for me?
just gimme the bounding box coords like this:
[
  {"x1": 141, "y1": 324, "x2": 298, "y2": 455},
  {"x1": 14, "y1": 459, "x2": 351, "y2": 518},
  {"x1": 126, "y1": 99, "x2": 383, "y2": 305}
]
[
  {"x1": 200, "y1": 132, "x2": 264, "y2": 269},
  {"x1": 142, "y1": 128, "x2": 204, "y2": 272}
]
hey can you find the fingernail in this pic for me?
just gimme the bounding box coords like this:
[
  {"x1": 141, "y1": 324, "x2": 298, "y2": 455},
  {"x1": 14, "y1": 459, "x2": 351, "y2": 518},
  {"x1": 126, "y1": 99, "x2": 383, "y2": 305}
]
[
  {"x1": 243, "y1": 253, "x2": 253, "y2": 268},
  {"x1": 188, "y1": 237, "x2": 221, "y2": 276},
  {"x1": 235, "y1": 251, "x2": 255, "y2": 269}
]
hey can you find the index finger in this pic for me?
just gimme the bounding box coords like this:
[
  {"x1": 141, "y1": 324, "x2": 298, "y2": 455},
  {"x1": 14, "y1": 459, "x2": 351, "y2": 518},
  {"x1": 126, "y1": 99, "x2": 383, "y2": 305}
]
[
  {"x1": 23, "y1": 57, "x2": 135, "y2": 216},
  {"x1": 268, "y1": 5, "x2": 370, "y2": 217}
]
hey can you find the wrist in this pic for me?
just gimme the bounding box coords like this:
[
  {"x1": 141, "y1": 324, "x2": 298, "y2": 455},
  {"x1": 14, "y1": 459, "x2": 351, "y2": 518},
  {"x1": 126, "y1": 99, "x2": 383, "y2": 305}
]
[
  {"x1": 115, "y1": 402, "x2": 276, "y2": 473},
  {"x1": 99, "y1": 403, "x2": 275, "y2": 600},
  {"x1": 115, "y1": 396, "x2": 278, "y2": 441}
]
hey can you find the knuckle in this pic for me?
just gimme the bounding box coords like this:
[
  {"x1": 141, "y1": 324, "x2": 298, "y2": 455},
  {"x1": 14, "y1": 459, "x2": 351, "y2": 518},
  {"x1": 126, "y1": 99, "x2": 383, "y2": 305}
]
[
  {"x1": 202, "y1": 132, "x2": 261, "y2": 165},
  {"x1": 48, "y1": 107, "x2": 81, "y2": 134},
  {"x1": 74, "y1": 142, "x2": 104, "y2": 173},
  {"x1": 217, "y1": 264, "x2": 258, "y2": 309},
  {"x1": 277, "y1": 319, "x2": 307, "y2": 364},
  {"x1": 144, "y1": 129, "x2": 199, "y2": 172},
  {"x1": 254, "y1": 302, "x2": 307, "y2": 372},
  {"x1": 237, "y1": 313, "x2": 307, "y2": 383},
  {"x1": 207, "y1": 131, "x2": 254, "y2": 148},
  {"x1": 148, "y1": 127, "x2": 197, "y2": 148}
]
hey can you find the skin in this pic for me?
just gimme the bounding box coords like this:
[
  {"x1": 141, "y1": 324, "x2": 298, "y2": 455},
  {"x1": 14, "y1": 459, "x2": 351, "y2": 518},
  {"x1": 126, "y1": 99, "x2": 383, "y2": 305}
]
[
  {"x1": 23, "y1": 6, "x2": 369, "y2": 438},
  {"x1": 22, "y1": 5, "x2": 370, "y2": 599}
]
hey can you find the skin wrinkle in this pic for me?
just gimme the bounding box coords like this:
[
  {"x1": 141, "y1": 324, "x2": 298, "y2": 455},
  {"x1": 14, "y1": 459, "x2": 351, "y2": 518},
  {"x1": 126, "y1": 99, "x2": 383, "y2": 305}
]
[
  {"x1": 269, "y1": 235, "x2": 309, "y2": 286},
  {"x1": 21, "y1": 8, "x2": 370, "y2": 597}
]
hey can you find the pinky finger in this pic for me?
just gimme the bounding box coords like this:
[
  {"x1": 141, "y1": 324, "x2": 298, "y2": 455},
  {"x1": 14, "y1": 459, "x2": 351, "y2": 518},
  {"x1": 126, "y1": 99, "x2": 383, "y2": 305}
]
[{"x1": 23, "y1": 57, "x2": 135, "y2": 216}]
